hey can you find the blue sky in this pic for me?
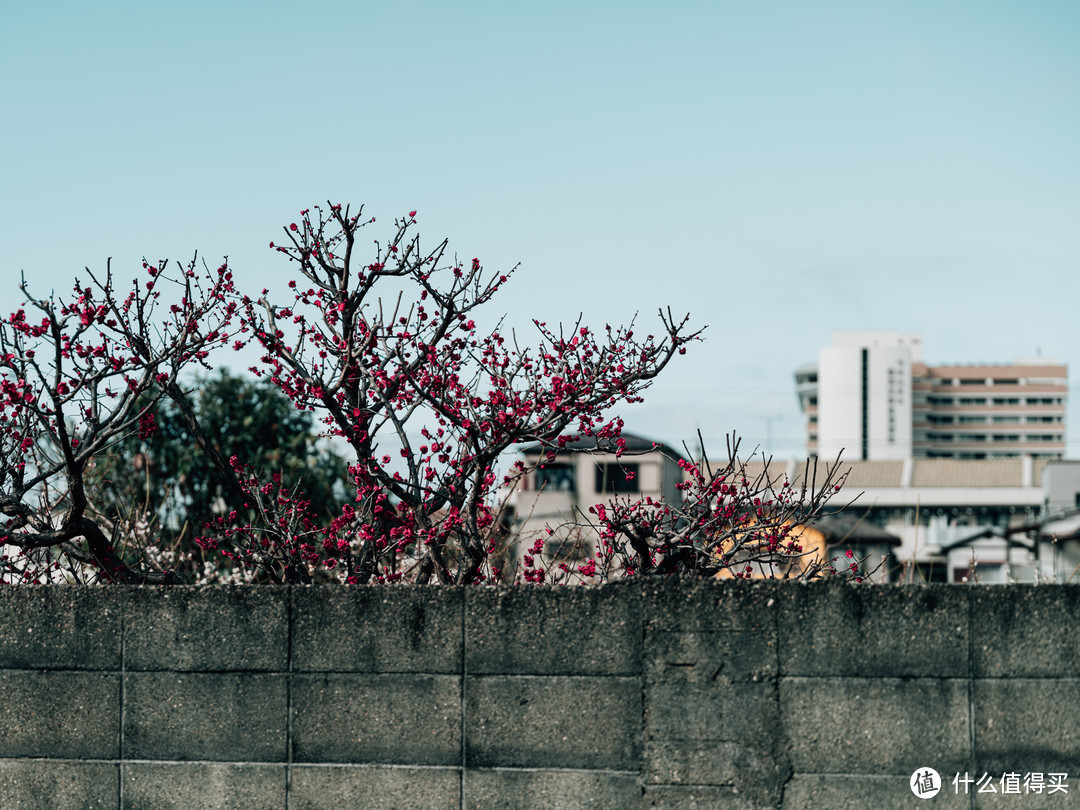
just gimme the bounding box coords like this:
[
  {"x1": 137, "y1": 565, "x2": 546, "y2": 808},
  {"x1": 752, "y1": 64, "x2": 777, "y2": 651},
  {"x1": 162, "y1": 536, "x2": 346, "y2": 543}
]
[{"x1": 3, "y1": 0, "x2": 1079, "y2": 458}]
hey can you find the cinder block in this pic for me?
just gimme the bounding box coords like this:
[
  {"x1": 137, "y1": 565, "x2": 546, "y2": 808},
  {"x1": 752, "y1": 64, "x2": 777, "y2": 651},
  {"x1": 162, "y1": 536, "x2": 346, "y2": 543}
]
[
  {"x1": 466, "y1": 584, "x2": 640, "y2": 675},
  {"x1": 0, "y1": 671, "x2": 120, "y2": 758},
  {"x1": 122, "y1": 762, "x2": 285, "y2": 809},
  {"x1": 642, "y1": 579, "x2": 781, "y2": 743},
  {"x1": 971, "y1": 586, "x2": 1080, "y2": 677},
  {"x1": 0, "y1": 760, "x2": 118, "y2": 809},
  {"x1": 124, "y1": 586, "x2": 287, "y2": 671},
  {"x1": 289, "y1": 766, "x2": 460, "y2": 810},
  {"x1": 645, "y1": 682, "x2": 779, "y2": 744},
  {"x1": 974, "y1": 679, "x2": 1080, "y2": 772},
  {"x1": 780, "y1": 676, "x2": 969, "y2": 774},
  {"x1": 466, "y1": 675, "x2": 640, "y2": 770},
  {"x1": 0, "y1": 587, "x2": 121, "y2": 669},
  {"x1": 464, "y1": 768, "x2": 641, "y2": 809},
  {"x1": 123, "y1": 672, "x2": 287, "y2": 761},
  {"x1": 642, "y1": 784, "x2": 757, "y2": 809},
  {"x1": 644, "y1": 739, "x2": 786, "y2": 809},
  {"x1": 645, "y1": 630, "x2": 777, "y2": 685},
  {"x1": 778, "y1": 581, "x2": 969, "y2": 677},
  {"x1": 292, "y1": 586, "x2": 462, "y2": 673},
  {"x1": 642, "y1": 579, "x2": 781, "y2": 635},
  {"x1": 781, "y1": 774, "x2": 970, "y2": 808},
  {"x1": 291, "y1": 673, "x2": 460, "y2": 765},
  {"x1": 644, "y1": 739, "x2": 785, "y2": 787}
]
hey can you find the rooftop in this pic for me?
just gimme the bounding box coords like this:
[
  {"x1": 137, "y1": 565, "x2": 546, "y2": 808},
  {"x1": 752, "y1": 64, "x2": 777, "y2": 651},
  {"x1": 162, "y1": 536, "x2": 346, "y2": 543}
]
[{"x1": 521, "y1": 432, "x2": 689, "y2": 463}]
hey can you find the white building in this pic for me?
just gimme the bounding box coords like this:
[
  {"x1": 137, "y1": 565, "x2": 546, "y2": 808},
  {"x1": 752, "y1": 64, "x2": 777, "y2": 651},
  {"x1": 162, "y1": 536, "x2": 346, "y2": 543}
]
[{"x1": 796, "y1": 332, "x2": 1067, "y2": 460}]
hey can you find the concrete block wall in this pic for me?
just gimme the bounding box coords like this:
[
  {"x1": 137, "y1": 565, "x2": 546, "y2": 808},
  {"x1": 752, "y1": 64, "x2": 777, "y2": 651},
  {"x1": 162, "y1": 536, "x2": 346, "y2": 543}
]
[{"x1": 1, "y1": 581, "x2": 1079, "y2": 808}]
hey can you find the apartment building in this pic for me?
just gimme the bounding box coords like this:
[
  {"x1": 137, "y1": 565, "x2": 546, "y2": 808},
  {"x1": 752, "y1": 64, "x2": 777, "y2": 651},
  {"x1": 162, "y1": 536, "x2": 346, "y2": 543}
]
[{"x1": 796, "y1": 332, "x2": 1067, "y2": 460}]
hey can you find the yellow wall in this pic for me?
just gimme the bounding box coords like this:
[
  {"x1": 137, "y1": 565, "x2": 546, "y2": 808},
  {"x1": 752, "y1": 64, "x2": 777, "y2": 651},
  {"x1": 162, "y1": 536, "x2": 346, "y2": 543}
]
[{"x1": 713, "y1": 522, "x2": 830, "y2": 579}]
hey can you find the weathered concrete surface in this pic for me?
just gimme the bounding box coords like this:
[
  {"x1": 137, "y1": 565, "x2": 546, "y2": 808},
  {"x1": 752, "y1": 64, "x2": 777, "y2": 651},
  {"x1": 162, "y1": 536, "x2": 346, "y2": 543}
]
[
  {"x1": 123, "y1": 672, "x2": 287, "y2": 761},
  {"x1": 466, "y1": 584, "x2": 641, "y2": 675},
  {"x1": 778, "y1": 581, "x2": 969, "y2": 677},
  {"x1": 289, "y1": 766, "x2": 460, "y2": 810},
  {"x1": 0, "y1": 587, "x2": 121, "y2": 670},
  {"x1": 464, "y1": 769, "x2": 640, "y2": 809},
  {"x1": 292, "y1": 586, "x2": 462, "y2": 673},
  {"x1": 121, "y1": 763, "x2": 285, "y2": 810},
  {"x1": 466, "y1": 675, "x2": 641, "y2": 769},
  {"x1": 0, "y1": 581, "x2": 1078, "y2": 809},
  {"x1": 291, "y1": 673, "x2": 461, "y2": 765},
  {"x1": 0, "y1": 760, "x2": 118, "y2": 810},
  {"x1": 124, "y1": 586, "x2": 287, "y2": 672},
  {"x1": 0, "y1": 671, "x2": 121, "y2": 758}
]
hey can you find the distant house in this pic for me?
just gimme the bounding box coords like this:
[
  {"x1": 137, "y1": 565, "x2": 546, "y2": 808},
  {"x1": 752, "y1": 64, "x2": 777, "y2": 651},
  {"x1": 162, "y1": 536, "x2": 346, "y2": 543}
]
[
  {"x1": 714, "y1": 456, "x2": 1080, "y2": 582},
  {"x1": 714, "y1": 513, "x2": 901, "y2": 581},
  {"x1": 506, "y1": 433, "x2": 687, "y2": 571},
  {"x1": 505, "y1": 435, "x2": 1080, "y2": 583}
]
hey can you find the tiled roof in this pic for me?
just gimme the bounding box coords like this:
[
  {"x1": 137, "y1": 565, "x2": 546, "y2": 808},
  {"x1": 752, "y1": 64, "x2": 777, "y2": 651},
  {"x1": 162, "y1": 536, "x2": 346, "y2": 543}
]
[
  {"x1": 820, "y1": 460, "x2": 904, "y2": 488},
  {"x1": 1041, "y1": 514, "x2": 1080, "y2": 540},
  {"x1": 701, "y1": 459, "x2": 904, "y2": 489},
  {"x1": 813, "y1": 514, "x2": 902, "y2": 545},
  {"x1": 728, "y1": 460, "x2": 790, "y2": 485},
  {"x1": 910, "y1": 458, "x2": 1023, "y2": 487},
  {"x1": 521, "y1": 432, "x2": 689, "y2": 463}
]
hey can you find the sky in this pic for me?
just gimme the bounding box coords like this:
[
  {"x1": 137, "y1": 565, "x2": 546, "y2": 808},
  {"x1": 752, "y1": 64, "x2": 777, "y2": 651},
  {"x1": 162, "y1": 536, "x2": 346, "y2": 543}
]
[{"x1": 3, "y1": 0, "x2": 1079, "y2": 459}]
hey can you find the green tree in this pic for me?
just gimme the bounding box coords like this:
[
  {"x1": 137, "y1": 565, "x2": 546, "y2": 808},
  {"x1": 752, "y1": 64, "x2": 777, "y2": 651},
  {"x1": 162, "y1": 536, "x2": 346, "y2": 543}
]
[{"x1": 88, "y1": 368, "x2": 351, "y2": 550}]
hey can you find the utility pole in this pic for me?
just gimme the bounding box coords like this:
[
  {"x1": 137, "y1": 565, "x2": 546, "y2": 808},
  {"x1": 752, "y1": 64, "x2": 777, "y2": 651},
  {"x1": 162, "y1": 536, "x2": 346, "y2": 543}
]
[{"x1": 759, "y1": 414, "x2": 783, "y2": 457}]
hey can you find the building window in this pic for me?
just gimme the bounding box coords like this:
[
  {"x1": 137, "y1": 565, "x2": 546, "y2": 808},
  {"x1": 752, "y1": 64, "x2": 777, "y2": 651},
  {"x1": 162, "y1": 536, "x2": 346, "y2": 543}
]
[
  {"x1": 595, "y1": 463, "x2": 640, "y2": 494},
  {"x1": 535, "y1": 464, "x2": 576, "y2": 492},
  {"x1": 861, "y1": 349, "x2": 869, "y2": 460}
]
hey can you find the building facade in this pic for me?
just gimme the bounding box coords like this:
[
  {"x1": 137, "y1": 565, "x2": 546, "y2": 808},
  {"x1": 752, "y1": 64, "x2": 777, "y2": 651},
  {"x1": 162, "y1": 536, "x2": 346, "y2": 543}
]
[
  {"x1": 503, "y1": 430, "x2": 1080, "y2": 585},
  {"x1": 796, "y1": 332, "x2": 1067, "y2": 460},
  {"x1": 720, "y1": 456, "x2": 1080, "y2": 583},
  {"x1": 506, "y1": 433, "x2": 687, "y2": 571}
]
